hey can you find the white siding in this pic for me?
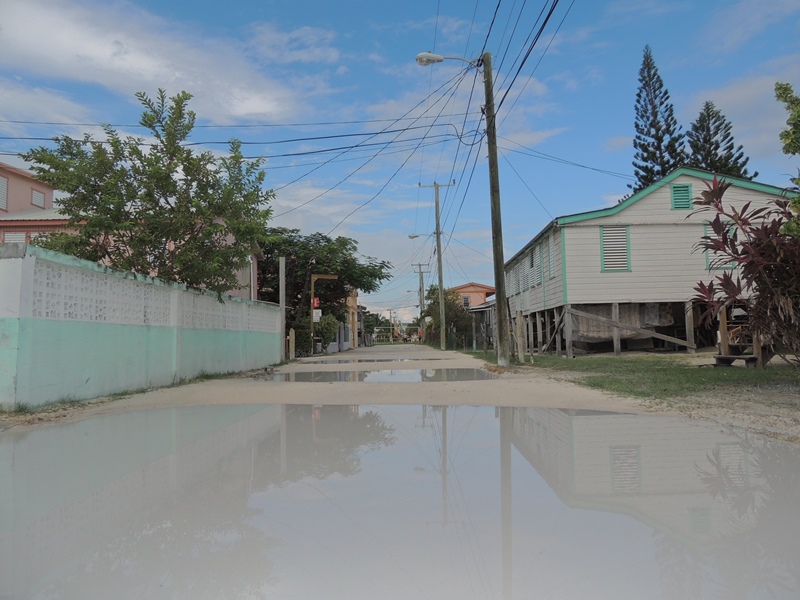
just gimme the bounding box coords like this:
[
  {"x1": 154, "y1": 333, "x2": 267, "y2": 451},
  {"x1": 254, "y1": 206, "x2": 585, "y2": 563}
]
[
  {"x1": 565, "y1": 223, "x2": 711, "y2": 304},
  {"x1": 583, "y1": 174, "x2": 779, "y2": 227}
]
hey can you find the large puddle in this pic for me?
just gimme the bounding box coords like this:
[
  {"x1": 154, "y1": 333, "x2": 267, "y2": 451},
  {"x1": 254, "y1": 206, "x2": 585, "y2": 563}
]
[
  {"x1": 267, "y1": 368, "x2": 498, "y2": 382},
  {"x1": 3, "y1": 404, "x2": 799, "y2": 599}
]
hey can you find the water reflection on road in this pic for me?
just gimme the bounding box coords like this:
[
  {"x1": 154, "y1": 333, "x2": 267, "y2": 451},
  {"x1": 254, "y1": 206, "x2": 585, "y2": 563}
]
[
  {"x1": 2, "y1": 405, "x2": 799, "y2": 599},
  {"x1": 267, "y1": 368, "x2": 498, "y2": 382}
]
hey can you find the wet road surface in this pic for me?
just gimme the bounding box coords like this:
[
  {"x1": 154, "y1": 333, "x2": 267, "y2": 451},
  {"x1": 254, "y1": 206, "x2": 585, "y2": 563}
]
[{"x1": 2, "y1": 345, "x2": 799, "y2": 599}]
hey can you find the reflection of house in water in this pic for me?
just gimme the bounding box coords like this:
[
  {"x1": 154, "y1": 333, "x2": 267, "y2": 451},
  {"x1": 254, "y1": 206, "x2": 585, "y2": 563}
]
[{"x1": 510, "y1": 407, "x2": 757, "y2": 546}]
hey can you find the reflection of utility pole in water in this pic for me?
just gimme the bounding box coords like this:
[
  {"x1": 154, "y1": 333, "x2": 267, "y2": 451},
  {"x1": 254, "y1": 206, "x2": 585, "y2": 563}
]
[
  {"x1": 280, "y1": 405, "x2": 288, "y2": 476},
  {"x1": 500, "y1": 407, "x2": 512, "y2": 599},
  {"x1": 441, "y1": 405, "x2": 448, "y2": 526}
]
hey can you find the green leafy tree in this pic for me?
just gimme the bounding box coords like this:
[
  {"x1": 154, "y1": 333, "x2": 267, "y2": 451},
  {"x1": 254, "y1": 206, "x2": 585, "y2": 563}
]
[
  {"x1": 687, "y1": 101, "x2": 756, "y2": 179},
  {"x1": 22, "y1": 90, "x2": 273, "y2": 295},
  {"x1": 775, "y1": 82, "x2": 800, "y2": 157},
  {"x1": 257, "y1": 227, "x2": 391, "y2": 327},
  {"x1": 775, "y1": 82, "x2": 800, "y2": 229},
  {"x1": 421, "y1": 285, "x2": 473, "y2": 349},
  {"x1": 315, "y1": 313, "x2": 340, "y2": 352},
  {"x1": 363, "y1": 309, "x2": 389, "y2": 337},
  {"x1": 631, "y1": 45, "x2": 686, "y2": 192}
]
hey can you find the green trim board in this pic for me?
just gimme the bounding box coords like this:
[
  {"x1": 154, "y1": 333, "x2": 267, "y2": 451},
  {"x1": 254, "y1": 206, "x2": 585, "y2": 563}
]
[{"x1": 561, "y1": 227, "x2": 568, "y2": 304}]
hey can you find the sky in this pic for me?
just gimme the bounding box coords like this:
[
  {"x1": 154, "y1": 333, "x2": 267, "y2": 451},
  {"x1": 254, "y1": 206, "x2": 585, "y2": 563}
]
[{"x1": 1, "y1": 0, "x2": 798, "y2": 322}]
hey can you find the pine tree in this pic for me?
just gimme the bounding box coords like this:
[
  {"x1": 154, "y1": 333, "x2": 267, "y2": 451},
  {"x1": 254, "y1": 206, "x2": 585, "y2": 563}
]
[
  {"x1": 631, "y1": 45, "x2": 686, "y2": 192},
  {"x1": 687, "y1": 101, "x2": 756, "y2": 179}
]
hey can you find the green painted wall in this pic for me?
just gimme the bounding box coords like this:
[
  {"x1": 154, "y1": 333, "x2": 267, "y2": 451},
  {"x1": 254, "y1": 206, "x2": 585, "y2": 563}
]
[{"x1": 3, "y1": 318, "x2": 281, "y2": 408}]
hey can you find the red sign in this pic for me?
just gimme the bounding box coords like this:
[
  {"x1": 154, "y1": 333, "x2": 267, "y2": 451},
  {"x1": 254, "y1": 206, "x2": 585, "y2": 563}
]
[{"x1": 312, "y1": 297, "x2": 320, "y2": 308}]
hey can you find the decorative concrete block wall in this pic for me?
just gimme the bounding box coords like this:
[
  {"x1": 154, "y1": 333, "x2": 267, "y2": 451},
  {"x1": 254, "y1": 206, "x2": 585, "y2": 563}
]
[{"x1": 0, "y1": 244, "x2": 281, "y2": 410}]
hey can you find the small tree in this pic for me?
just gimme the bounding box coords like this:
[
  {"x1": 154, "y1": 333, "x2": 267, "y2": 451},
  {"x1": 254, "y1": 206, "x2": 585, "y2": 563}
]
[
  {"x1": 687, "y1": 101, "x2": 756, "y2": 179},
  {"x1": 315, "y1": 314, "x2": 340, "y2": 353},
  {"x1": 257, "y1": 227, "x2": 391, "y2": 328},
  {"x1": 22, "y1": 90, "x2": 273, "y2": 296},
  {"x1": 421, "y1": 285, "x2": 473, "y2": 349},
  {"x1": 692, "y1": 178, "x2": 800, "y2": 365},
  {"x1": 631, "y1": 45, "x2": 686, "y2": 192}
]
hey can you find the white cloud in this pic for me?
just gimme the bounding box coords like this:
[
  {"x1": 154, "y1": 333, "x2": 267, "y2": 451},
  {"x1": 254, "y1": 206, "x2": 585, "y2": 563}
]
[
  {"x1": 687, "y1": 54, "x2": 800, "y2": 169},
  {"x1": 604, "y1": 136, "x2": 631, "y2": 152},
  {"x1": 247, "y1": 23, "x2": 341, "y2": 64},
  {"x1": 0, "y1": 0, "x2": 315, "y2": 123},
  {"x1": 705, "y1": 0, "x2": 800, "y2": 54}
]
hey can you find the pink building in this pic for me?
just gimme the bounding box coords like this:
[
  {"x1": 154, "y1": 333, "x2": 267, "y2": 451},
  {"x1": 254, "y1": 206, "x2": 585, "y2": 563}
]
[
  {"x1": 449, "y1": 282, "x2": 495, "y2": 309},
  {"x1": 0, "y1": 161, "x2": 63, "y2": 244}
]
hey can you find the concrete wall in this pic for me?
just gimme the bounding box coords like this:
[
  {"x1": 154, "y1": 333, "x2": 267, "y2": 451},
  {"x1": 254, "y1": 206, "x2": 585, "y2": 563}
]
[{"x1": 0, "y1": 244, "x2": 281, "y2": 410}]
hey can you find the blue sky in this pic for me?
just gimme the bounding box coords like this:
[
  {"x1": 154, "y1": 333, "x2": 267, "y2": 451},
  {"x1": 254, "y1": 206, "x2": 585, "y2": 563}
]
[{"x1": 1, "y1": 0, "x2": 798, "y2": 321}]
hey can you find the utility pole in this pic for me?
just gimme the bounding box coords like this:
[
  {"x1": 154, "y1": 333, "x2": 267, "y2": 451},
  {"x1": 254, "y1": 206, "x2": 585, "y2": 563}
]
[
  {"x1": 420, "y1": 180, "x2": 455, "y2": 351},
  {"x1": 481, "y1": 52, "x2": 510, "y2": 367},
  {"x1": 412, "y1": 263, "x2": 428, "y2": 318}
]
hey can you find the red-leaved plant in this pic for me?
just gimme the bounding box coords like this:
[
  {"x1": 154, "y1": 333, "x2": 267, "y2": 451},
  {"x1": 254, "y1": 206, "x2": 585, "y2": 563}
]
[{"x1": 692, "y1": 177, "x2": 800, "y2": 367}]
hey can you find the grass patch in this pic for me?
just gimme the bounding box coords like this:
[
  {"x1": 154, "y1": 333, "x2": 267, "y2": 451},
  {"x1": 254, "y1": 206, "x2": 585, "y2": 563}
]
[
  {"x1": 460, "y1": 350, "x2": 800, "y2": 401},
  {"x1": 530, "y1": 354, "x2": 800, "y2": 400}
]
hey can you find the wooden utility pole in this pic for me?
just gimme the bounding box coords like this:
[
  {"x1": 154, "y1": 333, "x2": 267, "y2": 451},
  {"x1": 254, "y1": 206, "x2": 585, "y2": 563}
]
[
  {"x1": 481, "y1": 52, "x2": 510, "y2": 367},
  {"x1": 420, "y1": 180, "x2": 455, "y2": 351}
]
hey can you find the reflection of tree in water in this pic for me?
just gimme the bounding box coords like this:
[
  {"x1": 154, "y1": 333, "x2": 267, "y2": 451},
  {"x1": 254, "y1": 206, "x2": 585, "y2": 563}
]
[
  {"x1": 40, "y1": 449, "x2": 279, "y2": 599},
  {"x1": 657, "y1": 436, "x2": 800, "y2": 599},
  {"x1": 257, "y1": 405, "x2": 397, "y2": 486},
  {"x1": 654, "y1": 532, "x2": 706, "y2": 600}
]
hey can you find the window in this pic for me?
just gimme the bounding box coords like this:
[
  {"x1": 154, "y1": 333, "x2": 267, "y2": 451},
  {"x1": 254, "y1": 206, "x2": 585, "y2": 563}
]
[
  {"x1": 611, "y1": 446, "x2": 641, "y2": 494},
  {"x1": 462, "y1": 295, "x2": 470, "y2": 308},
  {"x1": 547, "y1": 234, "x2": 554, "y2": 278},
  {"x1": 531, "y1": 245, "x2": 541, "y2": 286},
  {"x1": 601, "y1": 225, "x2": 630, "y2": 272},
  {"x1": 671, "y1": 183, "x2": 692, "y2": 210},
  {"x1": 0, "y1": 176, "x2": 7, "y2": 210},
  {"x1": 3, "y1": 232, "x2": 26, "y2": 243},
  {"x1": 32, "y1": 189, "x2": 45, "y2": 208}
]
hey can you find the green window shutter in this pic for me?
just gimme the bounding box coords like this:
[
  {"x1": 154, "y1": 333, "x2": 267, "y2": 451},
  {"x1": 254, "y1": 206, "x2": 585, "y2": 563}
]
[
  {"x1": 671, "y1": 183, "x2": 692, "y2": 210},
  {"x1": 601, "y1": 225, "x2": 630, "y2": 272}
]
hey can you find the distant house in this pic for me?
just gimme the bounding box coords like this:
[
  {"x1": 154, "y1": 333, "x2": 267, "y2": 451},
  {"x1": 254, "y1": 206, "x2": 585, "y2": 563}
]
[
  {"x1": 502, "y1": 167, "x2": 789, "y2": 356},
  {"x1": 449, "y1": 282, "x2": 495, "y2": 309},
  {"x1": 0, "y1": 162, "x2": 63, "y2": 244}
]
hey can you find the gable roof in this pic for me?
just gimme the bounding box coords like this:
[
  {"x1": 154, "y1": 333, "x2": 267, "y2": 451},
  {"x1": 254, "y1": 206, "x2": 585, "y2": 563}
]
[
  {"x1": 449, "y1": 281, "x2": 495, "y2": 293},
  {"x1": 505, "y1": 167, "x2": 792, "y2": 266},
  {"x1": 557, "y1": 167, "x2": 790, "y2": 226}
]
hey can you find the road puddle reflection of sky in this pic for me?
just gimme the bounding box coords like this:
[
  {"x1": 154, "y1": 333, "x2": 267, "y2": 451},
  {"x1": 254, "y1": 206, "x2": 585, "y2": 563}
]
[
  {"x1": 267, "y1": 368, "x2": 498, "y2": 382},
  {"x1": 2, "y1": 405, "x2": 799, "y2": 599}
]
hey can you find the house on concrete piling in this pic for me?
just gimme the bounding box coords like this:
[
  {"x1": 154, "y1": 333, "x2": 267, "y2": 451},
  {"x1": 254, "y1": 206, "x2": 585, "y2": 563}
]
[{"x1": 503, "y1": 167, "x2": 790, "y2": 357}]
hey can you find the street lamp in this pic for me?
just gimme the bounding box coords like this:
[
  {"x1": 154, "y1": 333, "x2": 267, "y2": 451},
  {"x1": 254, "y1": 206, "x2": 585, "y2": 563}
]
[{"x1": 415, "y1": 50, "x2": 511, "y2": 367}]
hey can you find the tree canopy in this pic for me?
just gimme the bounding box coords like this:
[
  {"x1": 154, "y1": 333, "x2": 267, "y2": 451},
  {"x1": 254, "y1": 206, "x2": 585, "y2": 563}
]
[
  {"x1": 257, "y1": 227, "x2": 392, "y2": 327},
  {"x1": 421, "y1": 285, "x2": 473, "y2": 349},
  {"x1": 687, "y1": 101, "x2": 756, "y2": 179},
  {"x1": 631, "y1": 45, "x2": 686, "y2": 192},
  {"x1": 22, "y1": 90, "x2": 273, "y2": 296}
]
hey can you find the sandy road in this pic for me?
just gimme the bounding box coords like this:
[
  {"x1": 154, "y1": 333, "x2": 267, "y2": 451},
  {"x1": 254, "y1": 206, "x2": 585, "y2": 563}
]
[{"x1": 1, "y1": 344, "x2": 646, "y2": 431}]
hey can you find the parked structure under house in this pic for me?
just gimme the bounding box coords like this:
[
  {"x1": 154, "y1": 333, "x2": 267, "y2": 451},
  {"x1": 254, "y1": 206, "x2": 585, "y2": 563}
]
[{"x1": 502, "y1": 168, "x2": 789, "y2": 358}]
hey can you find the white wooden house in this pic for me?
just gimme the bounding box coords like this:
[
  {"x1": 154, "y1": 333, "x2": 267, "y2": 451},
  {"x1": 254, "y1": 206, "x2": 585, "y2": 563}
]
[{"x1": 503, "y1": 167, "x2": 789, "y2": 356}]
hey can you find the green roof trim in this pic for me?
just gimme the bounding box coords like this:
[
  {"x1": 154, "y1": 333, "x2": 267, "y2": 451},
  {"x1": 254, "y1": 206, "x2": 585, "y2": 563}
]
[{"x1": 556, "y1": 168, "x2": 792, "y2": 226}]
